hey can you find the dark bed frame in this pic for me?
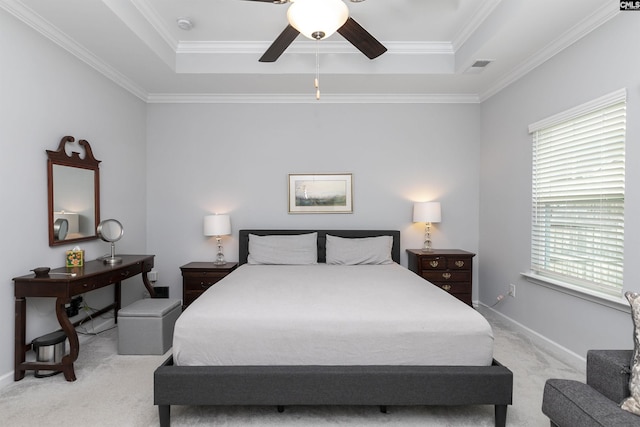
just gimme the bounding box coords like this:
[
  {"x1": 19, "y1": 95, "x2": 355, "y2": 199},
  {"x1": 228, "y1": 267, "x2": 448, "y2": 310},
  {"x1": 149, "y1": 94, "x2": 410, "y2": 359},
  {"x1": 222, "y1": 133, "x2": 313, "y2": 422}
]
[{"x1": 154, "y1": 230, "x2": 513, "y2": 427}]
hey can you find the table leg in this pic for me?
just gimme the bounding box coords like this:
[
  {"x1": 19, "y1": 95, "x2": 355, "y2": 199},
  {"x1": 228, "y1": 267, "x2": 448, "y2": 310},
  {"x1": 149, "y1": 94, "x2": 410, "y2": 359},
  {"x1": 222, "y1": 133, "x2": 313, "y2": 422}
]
[
  {"x1": 142, "y1": 271, "x2": 156, "y2": 298},
  {"x1": 55, "y1": 297, "x2": 78, "y2": 382},
  {"x1": 14, "y1": 297, "x2": 26, "y2": 381},
  {"x1": 115, "y1": 281, "x2": 121, "y2": 323}
]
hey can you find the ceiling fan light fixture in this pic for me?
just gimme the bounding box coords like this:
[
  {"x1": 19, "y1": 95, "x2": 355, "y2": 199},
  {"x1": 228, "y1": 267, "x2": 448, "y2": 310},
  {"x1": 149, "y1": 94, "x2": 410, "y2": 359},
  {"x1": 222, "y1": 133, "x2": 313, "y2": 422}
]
[{"x1": 287, "y1": 0, "x2": 349, "y2": 40}]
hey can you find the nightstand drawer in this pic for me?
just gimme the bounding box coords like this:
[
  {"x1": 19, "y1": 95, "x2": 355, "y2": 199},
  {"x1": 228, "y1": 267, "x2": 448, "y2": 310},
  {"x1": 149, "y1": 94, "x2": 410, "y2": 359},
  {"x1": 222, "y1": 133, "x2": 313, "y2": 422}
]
[
  {"x1": 446, "y1": 257, "x2": 472, "y2": 270},
  {"x1": 420, "y1": 257, "x2": 447, "y2": 270},
  {"x1": 430, "y1": 282, "x2": 471, "y2": 294},
  {"x1": 407, "y1": 249, "x2": 475, "y2": 307},
  {"x1": 420, "y1": 256, "x2": 472, "y2": 271},
  {"x1": 183, "y1": 275, "x2": 226, "y2": 291},
  {"x1": 180, "y1": 262, "x2": 238, "y2": 308},
  {"x1": 422, "y1": 270, "x2": 471, "y2": 283}
]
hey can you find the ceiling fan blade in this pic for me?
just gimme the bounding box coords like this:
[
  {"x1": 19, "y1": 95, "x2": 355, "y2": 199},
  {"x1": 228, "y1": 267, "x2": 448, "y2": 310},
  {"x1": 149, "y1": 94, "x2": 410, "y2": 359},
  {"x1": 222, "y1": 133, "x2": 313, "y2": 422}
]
[
  {"x1": 259, "y1": 24, "x2": 299, "y2": 62},
  {"x1": 337, "y1": 17, "x2": 387, "y2": 60}
]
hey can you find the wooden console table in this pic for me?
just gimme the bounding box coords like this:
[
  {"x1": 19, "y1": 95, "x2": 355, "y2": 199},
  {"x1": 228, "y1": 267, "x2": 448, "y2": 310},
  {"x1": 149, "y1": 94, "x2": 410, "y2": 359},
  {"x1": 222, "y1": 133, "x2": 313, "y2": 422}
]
[{"x1": 13, "y1": 254, "x2": 155, "y2": 382}]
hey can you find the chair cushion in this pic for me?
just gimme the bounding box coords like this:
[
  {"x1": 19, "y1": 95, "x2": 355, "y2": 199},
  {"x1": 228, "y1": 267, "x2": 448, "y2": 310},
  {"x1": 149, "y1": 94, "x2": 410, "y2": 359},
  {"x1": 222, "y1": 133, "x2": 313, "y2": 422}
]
[
  {"x1": 622, "y1": 292, "x2": 640, "y2": 416},
  {"x1": 587, "y1": 350, "x2": 632, "y2": 404},
  {"x1": 543, "y1": 379, "x2": 640, "y2": 427}
]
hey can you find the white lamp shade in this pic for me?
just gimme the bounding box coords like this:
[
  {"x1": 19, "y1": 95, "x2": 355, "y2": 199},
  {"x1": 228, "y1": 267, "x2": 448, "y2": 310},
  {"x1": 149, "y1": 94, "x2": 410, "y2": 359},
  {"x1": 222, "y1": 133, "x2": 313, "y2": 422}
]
[
  {"x1": 413, "y1": 202, "x2": 442, "y2": 223},
  {"x1": 287, "y1": 0, "x2": 349, "y2": 40},
  {"x1": 204, "y1": 214, "x2": 231, "y2": 236},
  {"x1": 54, "y1": 211, "x2": 79, "y2": 233}
]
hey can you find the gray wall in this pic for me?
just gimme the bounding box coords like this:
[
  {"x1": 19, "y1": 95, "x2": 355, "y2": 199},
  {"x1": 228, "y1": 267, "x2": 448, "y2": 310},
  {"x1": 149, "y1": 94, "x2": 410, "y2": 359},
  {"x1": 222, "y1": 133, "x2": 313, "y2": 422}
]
[
  {"x1": 0, "y1": 11, "x2": 148, "y2": 386},
  {"x1": 479, "y1": 13, "x2": 640, "y2": 357},
  {"x1": 145, "y1": 102, "x2": 481, "y2": 300}
]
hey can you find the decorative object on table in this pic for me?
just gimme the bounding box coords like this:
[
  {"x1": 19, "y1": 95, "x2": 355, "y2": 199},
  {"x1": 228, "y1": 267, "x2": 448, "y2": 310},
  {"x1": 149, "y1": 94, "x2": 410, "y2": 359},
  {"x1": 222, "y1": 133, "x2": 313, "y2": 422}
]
[
  {"x1": 31, "y1": 267, "x2": 50, "y2": 278},
  {"x1": 204, "y1": 214, "x2": 231, "y2": 265},
  {"x1": 288, "y1": 173, "x2": 353, "y2": 214},
  {"x1": 412, "y1": 201, "x2": 441, "y2": 252},
  {"x1": 65, "y1": 246, "x2": 84, "y2": 267},
  {"x1": 97, "y1": 219, "x2": 124, "y2": 264}
]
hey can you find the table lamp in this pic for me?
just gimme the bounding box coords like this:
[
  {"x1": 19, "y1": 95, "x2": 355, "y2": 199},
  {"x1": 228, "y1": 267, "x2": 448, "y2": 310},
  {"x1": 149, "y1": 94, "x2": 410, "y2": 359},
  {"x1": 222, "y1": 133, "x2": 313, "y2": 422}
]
[
  {"x1": 413, "y1": 202, "x2": 441, "y2": 252},
  {"x1": 204, "y1": 214, "x2": 231, "y2": 265}
]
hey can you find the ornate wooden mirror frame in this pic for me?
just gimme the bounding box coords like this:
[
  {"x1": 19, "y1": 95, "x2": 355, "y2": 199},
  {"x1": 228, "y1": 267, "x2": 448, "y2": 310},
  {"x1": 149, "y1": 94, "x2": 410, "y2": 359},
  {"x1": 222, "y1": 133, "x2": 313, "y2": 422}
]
[{"x1": 47, "y1": 136, "x2": 101, "y2": 246}]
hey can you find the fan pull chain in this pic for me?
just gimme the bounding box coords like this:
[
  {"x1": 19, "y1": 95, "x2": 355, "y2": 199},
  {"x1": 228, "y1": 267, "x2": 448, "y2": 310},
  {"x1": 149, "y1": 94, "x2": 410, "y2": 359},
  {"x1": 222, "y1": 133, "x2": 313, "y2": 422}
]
[{"x1": 315, "y1": 39, "x2": 320, "y2": 100}]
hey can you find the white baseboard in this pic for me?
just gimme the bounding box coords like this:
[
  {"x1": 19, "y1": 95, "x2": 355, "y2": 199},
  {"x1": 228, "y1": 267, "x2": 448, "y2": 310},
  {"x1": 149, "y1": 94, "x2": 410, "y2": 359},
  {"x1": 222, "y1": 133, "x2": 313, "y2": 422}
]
[{"x1": 478, "y1": 302, "x2": 586, "y2": 372}]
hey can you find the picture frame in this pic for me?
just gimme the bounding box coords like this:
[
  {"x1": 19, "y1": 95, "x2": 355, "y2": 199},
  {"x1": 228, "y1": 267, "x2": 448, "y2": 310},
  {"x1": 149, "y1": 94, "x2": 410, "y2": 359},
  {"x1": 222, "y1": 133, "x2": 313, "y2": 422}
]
[{"x1": 288, "y1": 173, "x2": 353, "y2": 214}]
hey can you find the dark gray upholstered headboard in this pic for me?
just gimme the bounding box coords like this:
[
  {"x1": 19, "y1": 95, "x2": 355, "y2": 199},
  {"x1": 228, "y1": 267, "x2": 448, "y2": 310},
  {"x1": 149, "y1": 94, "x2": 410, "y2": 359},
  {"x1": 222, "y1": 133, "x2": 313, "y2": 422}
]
[{"x1": 238, "y1": 229, "x2": 401, "y2": 265}]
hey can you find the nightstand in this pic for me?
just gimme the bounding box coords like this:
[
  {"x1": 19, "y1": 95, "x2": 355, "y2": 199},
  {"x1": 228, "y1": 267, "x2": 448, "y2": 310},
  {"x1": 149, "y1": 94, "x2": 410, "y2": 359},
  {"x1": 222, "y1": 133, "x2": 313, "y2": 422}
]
[
  {"x1": 180, "y1": 262, "x2": 238, "y2": 308},
  {"x1": 406, "y1": 249, "x2": 475, "y2": 306}
]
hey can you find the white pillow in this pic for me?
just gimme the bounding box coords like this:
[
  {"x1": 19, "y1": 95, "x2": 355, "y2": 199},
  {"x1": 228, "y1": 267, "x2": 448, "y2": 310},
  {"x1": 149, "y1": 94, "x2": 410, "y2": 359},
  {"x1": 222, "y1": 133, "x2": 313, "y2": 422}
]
[
  {"x1": 325, "y1": 234, "x2": 393, "y2": 265},
  {"x1": 247, "y1": 233, "x2": 318, "y2": 265}
]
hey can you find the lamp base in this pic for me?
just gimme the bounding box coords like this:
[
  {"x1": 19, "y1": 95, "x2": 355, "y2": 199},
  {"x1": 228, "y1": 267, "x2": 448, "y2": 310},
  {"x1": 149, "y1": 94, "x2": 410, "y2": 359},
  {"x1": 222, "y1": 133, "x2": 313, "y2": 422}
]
[
  {"x1": 213, "y1": 237, "x2": 226, "y2": 265},
  {"x1": 101, "y1": 256, "x2": 123, "y2": 265}
]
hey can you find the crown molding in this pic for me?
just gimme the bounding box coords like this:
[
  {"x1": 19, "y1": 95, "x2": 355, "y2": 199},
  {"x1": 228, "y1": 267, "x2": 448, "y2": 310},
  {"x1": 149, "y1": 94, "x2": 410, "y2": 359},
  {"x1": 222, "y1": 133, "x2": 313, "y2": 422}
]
[
  {"x1": 176, "y1": 40, "x2": 454, "y2": 55},
  {"x1": 479, "y1": 3, "x2": 620, "y2": 102},
  {"x1": 2, "y1": 0, "x2": 620, "y2": 105},
  {"x1": 451, "y1": 0, "x2": 503, "y2": 51},
  {"x1": 0, "y1": 0, "x2": 149, "y2": 101},
  {"x1": 145, "y1": 93, "x2": 480, "y2": 104}
]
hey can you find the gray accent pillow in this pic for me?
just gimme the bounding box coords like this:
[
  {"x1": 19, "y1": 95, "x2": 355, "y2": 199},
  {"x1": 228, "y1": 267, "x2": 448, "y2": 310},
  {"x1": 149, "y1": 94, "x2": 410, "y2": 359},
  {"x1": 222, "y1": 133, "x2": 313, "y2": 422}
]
[
  {"x1": 247, "y1": 233, "x2": 318, "y2": 265},
  {"x1": 622, "y1": 291, "x2": 640, "y2": 416},
  {"x1": 325, "y1": 234, "x2": 393, "y2": 265}
]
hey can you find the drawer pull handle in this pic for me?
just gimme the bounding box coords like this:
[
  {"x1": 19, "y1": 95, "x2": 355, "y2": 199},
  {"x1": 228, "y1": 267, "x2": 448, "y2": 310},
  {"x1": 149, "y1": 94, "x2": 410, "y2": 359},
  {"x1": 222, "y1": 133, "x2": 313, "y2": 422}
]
[
  {"x1": 442, "y1": 284, "x2": 452, "y2": 291},
  {"x1": 120, "y1": 270, "x2": 130, "y2": 277},
  {"x1": 429, "y1": 260, "x2": 439, "y2": 268},
  {"x1": 200, "y1": 282, "x2": 213, "y2": 288},
  {"x1": 442, "y1": 273, "x2": 452, "y2": 280},
  {"x1": 455, "y1": 261, "x2": 465, "y2": 268}
]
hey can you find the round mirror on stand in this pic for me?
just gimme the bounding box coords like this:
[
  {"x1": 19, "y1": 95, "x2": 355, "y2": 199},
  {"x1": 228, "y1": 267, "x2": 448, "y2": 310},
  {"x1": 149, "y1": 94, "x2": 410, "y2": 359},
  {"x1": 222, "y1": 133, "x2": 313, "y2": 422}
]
[{"x1": 97, "y1": 219, "x2": 124, "y2": 265}]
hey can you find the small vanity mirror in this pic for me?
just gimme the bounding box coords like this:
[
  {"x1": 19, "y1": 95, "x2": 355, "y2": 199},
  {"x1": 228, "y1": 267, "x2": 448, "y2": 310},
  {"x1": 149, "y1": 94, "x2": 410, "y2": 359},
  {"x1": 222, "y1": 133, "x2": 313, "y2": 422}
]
[
  {"x1": 47, "y1": 136, "x2": 100, "y2": 246},
  {"x1": 97, "y1": 219, "x2": 124, "y2": 265}
]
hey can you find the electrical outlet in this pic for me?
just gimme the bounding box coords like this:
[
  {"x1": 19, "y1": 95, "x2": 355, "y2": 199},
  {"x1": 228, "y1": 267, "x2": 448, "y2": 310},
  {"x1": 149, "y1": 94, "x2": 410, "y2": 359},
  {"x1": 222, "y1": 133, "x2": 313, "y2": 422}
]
[
  {"x1": 508, "y1": 284, "x2": 516, "y2": 298},
  {"x1": 148, "y1": 270, "x2": 158, "y2": 282}
]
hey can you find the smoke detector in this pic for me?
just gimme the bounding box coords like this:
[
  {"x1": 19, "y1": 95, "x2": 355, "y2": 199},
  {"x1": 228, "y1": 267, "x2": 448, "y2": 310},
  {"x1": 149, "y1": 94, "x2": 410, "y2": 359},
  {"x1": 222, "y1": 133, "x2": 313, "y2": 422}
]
[{"x1": 177, "y1": 18, "x2": 193, "y2": 31}]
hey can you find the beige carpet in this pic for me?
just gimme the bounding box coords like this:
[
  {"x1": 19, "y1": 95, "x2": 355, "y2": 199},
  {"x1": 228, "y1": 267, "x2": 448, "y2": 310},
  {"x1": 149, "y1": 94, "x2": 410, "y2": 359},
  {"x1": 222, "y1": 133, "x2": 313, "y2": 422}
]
[{"x1": 0, "y1": 307, "x2": 584, "y2": 427}]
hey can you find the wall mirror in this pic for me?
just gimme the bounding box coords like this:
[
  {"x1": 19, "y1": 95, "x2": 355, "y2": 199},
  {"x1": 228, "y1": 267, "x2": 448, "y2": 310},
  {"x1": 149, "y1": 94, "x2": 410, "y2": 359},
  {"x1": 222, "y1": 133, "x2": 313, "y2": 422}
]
[{"x1": 47, "y1": 136, "x2": 101, "y2": 246}]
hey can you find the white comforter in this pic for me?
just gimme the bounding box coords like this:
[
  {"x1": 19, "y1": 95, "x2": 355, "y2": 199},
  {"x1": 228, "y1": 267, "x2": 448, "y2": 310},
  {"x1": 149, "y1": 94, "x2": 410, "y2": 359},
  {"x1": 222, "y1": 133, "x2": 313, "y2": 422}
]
[{"x1": 173, "y1": 263, "x2": 494, "y2": 366}]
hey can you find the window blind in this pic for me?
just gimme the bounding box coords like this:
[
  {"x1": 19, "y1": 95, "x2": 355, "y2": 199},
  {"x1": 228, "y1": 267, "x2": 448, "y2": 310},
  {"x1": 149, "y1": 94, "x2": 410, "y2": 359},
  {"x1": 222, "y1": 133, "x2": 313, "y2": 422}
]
[{"x1": 530, "y1": 91, "x2": 626, "y2": 297}]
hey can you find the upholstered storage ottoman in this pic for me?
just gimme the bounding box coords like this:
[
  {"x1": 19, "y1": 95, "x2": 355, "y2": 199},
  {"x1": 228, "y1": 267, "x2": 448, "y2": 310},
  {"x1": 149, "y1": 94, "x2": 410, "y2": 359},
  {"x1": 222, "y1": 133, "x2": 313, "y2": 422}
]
[{"x1": 118, "y1": 298, "x2": 181, "y2": 355}]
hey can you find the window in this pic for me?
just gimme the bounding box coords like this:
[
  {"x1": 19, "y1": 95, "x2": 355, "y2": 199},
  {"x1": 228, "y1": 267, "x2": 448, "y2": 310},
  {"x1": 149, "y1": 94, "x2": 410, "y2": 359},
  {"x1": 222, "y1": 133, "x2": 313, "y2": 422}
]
[{"x1": 529, "y1": 89, "x2": 626, "y2": 298}]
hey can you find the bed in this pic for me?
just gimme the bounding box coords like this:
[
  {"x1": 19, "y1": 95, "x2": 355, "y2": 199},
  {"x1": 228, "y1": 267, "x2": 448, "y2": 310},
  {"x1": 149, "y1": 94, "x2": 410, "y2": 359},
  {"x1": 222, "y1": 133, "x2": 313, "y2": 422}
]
[{"x1": 154, "y1": 229, "x2": 513, "y2": 426}]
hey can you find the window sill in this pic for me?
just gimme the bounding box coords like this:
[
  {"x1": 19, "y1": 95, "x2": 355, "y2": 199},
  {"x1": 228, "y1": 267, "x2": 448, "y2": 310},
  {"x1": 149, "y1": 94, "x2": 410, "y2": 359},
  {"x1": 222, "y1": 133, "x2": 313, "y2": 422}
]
[{"x1": 521, "y1": 272, "x2": 630, "y2": 313}]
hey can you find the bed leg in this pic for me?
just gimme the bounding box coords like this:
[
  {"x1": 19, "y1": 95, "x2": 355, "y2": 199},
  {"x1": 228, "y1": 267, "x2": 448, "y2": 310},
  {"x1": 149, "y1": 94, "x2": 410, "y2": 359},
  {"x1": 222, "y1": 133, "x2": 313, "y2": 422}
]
[
  {"x1": 158, "y1": 404, "x2": 171, "y2": 427},
  {"x1": 277, "y1": 405, "x2": 284, "y2": 413},
  {"x1": 379, "y1": 405, "x2": 387, "y2": 413},
  {"x1": 495, "y1": 404, "x2": 507, "y2": 427}
]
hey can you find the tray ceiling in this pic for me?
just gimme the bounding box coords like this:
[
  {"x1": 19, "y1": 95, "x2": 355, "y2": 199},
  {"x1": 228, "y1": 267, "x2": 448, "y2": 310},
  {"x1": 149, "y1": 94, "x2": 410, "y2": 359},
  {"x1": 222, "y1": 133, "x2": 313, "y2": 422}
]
[{"x1": 1, "y1": 0, "x2": 619, "y2": 102}]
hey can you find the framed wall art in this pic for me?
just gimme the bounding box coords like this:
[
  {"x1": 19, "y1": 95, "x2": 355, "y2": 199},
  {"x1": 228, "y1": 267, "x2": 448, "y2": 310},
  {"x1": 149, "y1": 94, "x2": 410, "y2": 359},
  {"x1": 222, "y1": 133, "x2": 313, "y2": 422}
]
[{"x1": 288, "y1": 173, "x2": 353, "y2": 214}]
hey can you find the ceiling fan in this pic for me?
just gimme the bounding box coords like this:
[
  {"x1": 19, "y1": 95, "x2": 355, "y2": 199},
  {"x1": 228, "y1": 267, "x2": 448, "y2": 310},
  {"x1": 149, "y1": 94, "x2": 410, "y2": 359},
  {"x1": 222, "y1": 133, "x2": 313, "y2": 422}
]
[{"x1": 245, "y1": 0, "x2": 387, "y2": 63}]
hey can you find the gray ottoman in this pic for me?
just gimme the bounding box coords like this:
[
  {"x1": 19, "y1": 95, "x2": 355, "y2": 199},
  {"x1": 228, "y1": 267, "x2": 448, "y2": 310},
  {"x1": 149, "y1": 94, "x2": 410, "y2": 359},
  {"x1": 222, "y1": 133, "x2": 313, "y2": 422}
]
[{"x1": 118, "y1": 298, "x2": 181, "y2": 355}]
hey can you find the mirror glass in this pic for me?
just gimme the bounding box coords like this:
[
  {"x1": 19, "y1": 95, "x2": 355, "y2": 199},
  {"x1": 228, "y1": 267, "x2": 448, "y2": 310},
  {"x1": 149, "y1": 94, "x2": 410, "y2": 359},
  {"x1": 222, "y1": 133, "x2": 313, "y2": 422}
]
[
  {"x1": 48, "y1": 136, "x2": 101, "y2": 246},
  {"x1": 97, "y1": 219, "x2": 124, "y2": 242},
  {"x1": 97, "y1": 219, "x2": 123, "y2": 265}
]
